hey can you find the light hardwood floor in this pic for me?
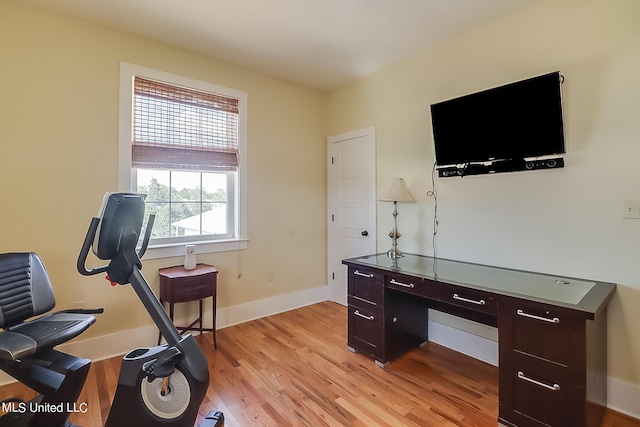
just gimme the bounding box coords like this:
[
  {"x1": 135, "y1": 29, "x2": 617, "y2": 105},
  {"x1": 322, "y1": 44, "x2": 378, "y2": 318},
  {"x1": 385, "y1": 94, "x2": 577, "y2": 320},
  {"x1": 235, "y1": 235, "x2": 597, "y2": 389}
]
[{"x1": 1, "y1": 301, "x2": 638, "y2": 426}]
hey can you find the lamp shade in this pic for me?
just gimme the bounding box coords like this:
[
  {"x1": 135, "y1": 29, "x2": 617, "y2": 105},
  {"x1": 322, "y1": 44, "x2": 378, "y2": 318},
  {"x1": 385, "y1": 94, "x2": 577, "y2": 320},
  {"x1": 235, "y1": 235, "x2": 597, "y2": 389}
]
[{"x1": 379, "y1": 178, "x2": 415, "y2": 203}]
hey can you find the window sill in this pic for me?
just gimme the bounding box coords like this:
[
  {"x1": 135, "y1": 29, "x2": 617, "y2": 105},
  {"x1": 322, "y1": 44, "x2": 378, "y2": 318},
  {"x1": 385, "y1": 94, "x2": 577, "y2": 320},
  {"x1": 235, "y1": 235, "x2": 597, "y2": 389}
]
[{"x1": 141, "y1": 238, "x2": 248, "y2": 260}]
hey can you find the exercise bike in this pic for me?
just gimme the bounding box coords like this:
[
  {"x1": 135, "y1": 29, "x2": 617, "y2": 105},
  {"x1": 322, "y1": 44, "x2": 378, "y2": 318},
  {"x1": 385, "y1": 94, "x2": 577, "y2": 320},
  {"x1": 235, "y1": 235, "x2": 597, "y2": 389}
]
[
  {"x1": 78, "y1": 192, "x2": 224, "y2": 427},
  {"x1": 0, "y1": 192, "x2": 224, "y2": 427}
]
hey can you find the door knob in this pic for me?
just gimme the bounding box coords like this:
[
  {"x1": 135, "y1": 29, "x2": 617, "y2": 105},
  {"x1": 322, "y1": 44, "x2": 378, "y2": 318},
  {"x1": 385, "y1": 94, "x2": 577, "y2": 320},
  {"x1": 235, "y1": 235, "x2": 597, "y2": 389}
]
[{"x1": 361, "y1": 230, "x2": 369, "y2": 237}]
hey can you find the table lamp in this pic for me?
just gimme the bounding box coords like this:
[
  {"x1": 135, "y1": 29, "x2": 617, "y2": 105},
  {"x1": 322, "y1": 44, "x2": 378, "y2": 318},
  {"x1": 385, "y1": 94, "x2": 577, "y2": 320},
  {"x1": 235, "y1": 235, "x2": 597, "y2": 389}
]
[{"x1": 379, "y1": 178, "x2": 415, "y2": 259}]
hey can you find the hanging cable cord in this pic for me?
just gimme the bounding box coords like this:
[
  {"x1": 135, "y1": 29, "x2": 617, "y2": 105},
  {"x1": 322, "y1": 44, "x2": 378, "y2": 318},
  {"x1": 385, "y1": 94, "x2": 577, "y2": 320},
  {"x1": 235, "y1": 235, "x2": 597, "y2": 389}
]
[{"x1": 427, "y1": 161, "x2": 439, "y2": 273}]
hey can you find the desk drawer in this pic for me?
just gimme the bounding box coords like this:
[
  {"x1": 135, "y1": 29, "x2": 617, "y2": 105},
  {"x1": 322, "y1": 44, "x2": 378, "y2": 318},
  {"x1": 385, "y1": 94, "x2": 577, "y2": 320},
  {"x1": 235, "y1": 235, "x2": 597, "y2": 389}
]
[
  {"x1": 161, "y1": 274, "x2": 215, "y2": 302},
  {"x1": 430, "y1": 282, "x2": 496, "y2": 316},
  {"x1": 348, "y1": 267, "x2": 383, "y2": 305},
  {"x1": 347, "y1": 303, "x2": 383, "y2": 359},
  {"x1": 385, "y1": 272, "x2": 429, "y2": 298},
  {"x1": 500, "y1": 351, "x2": 583, "y2": 427},
  {"x1": 500, "y1": 300, "x2": 583, "y2": 367}
]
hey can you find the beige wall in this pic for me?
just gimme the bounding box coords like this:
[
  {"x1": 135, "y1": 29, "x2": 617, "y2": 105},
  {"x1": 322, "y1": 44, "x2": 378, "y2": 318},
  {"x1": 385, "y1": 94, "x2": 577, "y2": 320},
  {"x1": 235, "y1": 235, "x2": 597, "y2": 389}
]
[
  {"x1": 327, "y1": 0, "x2": 640, "y2": 387},
  {"x1": 0, "y1": 1, "x2": 327, "y2": 339}
]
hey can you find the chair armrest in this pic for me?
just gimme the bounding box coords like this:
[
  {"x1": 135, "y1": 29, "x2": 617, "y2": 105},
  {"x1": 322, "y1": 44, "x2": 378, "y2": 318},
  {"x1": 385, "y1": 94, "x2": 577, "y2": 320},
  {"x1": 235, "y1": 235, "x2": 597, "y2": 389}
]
[{"x1": 0, "y1": 331, "x2": 37, "y2": 361}]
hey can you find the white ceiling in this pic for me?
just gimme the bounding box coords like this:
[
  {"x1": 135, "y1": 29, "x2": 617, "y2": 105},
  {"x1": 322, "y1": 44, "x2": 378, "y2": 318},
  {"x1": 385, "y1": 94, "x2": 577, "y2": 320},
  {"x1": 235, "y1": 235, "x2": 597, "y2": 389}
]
[{"x1": 20, "y1": 0, "x2": 541, "y2": 90}]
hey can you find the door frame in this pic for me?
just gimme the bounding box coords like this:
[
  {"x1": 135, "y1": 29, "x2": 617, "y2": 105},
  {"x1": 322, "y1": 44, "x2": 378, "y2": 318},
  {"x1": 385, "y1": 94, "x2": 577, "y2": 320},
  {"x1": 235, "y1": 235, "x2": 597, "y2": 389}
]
[{"x1": 327, "y1": 126, "x2": 377, "y2": 305}]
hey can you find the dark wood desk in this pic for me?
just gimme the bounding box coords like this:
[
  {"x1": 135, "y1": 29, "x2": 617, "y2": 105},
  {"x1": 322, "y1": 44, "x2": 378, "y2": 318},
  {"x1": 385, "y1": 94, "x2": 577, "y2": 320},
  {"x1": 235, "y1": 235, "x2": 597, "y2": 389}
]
[
  {"x1": 158, "y1": 263, "x2": 218, "y2": 349},
  {"x1": 343, "y1": 254, "x2": 616, "y2": 427}
]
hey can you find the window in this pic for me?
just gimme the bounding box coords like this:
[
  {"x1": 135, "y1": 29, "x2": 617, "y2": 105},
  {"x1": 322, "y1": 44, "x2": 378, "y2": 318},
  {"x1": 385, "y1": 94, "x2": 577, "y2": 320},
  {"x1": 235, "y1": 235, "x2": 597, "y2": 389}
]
[
  {"x1": 119, "y1": 63, "x2": 247, "y2": 258},
  {"x1": 137, "y1": 169, "x2": 233, "y2": 240}
]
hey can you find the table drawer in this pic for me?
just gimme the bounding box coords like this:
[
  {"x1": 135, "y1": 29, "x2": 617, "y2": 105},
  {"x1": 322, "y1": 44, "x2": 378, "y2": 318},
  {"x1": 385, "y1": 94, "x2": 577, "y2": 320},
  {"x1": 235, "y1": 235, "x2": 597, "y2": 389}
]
[
  {"x1": 161, "y1": 274, "x2": 215, "y2": 302},
  {"x1": 501, "y1": 300, "x2": 584, "y2": 367},
  {"x1": 348, "y1": 267, "x2": 383, "y2": 305},
  {"x1": 347, "y1": 303, "x2": 383, "y2": 359},
  {"x1": 385, "y1": 272, "x2": 428, "y2": 298},
  {"x1": 347, "y1": 295, "x2": 382, "y2": 316},
  {"x1": 500, "y1": 351, "x2": 583, "y2": 427},
  {"x1": 430, "y1": 282, "x2": 497, "y2": 316}
]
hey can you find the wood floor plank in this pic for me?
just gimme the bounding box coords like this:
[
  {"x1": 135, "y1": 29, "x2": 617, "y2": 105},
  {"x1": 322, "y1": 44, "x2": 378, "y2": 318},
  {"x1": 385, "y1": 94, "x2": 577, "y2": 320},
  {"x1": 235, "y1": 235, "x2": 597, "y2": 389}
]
[{"x1": 0, "y1": 301, "x2": 638, "y2": 426}]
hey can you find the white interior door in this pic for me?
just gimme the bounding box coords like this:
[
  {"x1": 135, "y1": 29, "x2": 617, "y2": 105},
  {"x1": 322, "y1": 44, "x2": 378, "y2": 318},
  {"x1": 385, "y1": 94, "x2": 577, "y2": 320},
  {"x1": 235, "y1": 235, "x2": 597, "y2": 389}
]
[{"x1": 327, "y1": 127, "x2": 376, "y2": 305}]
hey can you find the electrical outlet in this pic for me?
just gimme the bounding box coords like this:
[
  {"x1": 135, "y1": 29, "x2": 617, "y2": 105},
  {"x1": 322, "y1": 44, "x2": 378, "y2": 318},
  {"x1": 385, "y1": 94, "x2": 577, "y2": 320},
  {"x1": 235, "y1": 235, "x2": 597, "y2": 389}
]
[
  {"x1": 267, "y1": 271, "x2": 274, "y2": 282},
  {"x1": 623, "y1": 200, "x2": 640, "y2": 219},
  {"x1": 73, "y1": 301, "x2": 84, "y2": 309}
]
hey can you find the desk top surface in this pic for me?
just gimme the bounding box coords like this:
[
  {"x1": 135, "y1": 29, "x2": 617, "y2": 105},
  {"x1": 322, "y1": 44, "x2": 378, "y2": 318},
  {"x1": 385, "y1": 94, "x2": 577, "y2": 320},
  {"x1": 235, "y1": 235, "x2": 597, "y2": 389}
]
[{"x1": 343, "y1": 254, "x2": 615, "y2": 316}]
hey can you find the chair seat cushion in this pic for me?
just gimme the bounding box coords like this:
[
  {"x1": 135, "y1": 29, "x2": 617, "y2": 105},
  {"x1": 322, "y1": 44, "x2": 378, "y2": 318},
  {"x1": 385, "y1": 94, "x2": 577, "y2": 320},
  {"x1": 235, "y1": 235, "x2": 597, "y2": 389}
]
[{"x1": 0, "y1": 312, "x2": 96, "y2": 361}]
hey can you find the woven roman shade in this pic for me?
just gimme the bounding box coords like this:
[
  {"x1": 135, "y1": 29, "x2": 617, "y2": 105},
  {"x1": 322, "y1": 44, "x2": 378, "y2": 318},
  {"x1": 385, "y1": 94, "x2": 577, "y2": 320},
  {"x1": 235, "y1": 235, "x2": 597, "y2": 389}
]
[{"x1": 133, "y1": 77, "x2": 239, "y2": 171}]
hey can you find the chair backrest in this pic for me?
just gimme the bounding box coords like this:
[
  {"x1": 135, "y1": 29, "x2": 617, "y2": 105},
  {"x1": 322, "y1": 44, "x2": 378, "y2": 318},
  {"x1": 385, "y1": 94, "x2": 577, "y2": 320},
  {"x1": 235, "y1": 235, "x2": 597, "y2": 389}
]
[{"x1": 0, "y1": 253, "x2": 56, "y2": 329}]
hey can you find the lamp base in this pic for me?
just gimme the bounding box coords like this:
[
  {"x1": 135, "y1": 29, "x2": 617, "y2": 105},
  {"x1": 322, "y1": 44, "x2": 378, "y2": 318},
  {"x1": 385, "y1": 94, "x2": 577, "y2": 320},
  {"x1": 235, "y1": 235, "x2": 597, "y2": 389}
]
[
  {"x1": 386, "y1": 200, "x2": 405, "y2": 260},
  {"x1": 387, "y1": 248, "x2": 405, "y2": 259}
]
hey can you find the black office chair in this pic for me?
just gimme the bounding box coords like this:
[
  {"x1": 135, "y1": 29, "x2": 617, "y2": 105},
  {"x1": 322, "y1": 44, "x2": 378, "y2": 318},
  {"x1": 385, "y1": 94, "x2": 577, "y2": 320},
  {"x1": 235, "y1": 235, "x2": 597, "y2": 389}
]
[{"x1": 0, "y1": 252, "x2": 98, "y2": 427}]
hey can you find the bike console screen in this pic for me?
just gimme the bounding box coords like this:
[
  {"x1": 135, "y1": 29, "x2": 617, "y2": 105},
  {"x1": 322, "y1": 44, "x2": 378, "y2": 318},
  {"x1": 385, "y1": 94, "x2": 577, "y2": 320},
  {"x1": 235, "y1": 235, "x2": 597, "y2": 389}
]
[{"x1": 93, "y1": 193, "x2": 146, "y2": 261}]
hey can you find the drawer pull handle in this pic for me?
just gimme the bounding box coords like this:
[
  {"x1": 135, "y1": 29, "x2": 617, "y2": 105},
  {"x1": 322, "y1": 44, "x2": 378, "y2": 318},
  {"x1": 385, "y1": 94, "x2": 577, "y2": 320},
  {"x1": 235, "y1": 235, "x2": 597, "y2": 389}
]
[
  {"x1": 390, "y1": 278, "x2": 414, "y2": 288},
  {"x1": 453, "y1": 293, "x2": 485, "y2": 306},
  {"x1": 354, "y1": 270, "x2": 374, "y2": 278},
  {"x1": 517, "y1": 309, "x2": 560, "y2": 324},
  {"x1": 517, "y1": 371, "x2": 560, "y2": 391},
  {"x1": 353, "y1": 310, "x2": 374, "y2": 321}
]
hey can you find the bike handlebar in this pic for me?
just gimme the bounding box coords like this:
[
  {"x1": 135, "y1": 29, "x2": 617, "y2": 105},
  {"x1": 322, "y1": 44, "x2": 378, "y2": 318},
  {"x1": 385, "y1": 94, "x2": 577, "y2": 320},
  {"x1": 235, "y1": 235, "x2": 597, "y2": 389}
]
[{"x1": 77, "y1": 214, "x2": 155, "y2": 278}]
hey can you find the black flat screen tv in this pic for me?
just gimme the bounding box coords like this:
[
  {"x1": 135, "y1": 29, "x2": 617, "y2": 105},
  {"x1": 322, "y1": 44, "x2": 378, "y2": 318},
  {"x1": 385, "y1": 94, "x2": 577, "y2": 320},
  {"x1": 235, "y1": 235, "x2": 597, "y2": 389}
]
[{"x1": 430, "y1": 71, "x2": 565, "y2": 168}]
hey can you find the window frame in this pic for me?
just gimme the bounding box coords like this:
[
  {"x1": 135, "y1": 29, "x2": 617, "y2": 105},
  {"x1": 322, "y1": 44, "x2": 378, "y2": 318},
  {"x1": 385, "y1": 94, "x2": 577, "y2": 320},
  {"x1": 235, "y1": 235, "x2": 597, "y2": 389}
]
[{"x1": 119, "y1": 62, "x2": 248, "y2": 259}]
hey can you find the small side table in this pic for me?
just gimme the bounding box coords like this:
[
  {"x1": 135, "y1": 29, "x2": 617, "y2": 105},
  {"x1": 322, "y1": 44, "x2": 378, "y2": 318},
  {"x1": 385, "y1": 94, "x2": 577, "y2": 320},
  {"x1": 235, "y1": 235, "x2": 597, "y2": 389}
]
[{"x1": 158, "y1": 263, "x2": 218, "y2": 349}]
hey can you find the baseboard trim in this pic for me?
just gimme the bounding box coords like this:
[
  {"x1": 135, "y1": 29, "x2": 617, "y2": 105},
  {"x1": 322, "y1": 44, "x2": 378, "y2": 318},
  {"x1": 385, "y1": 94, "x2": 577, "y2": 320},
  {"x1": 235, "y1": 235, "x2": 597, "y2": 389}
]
[
  {"x1": 606, "y1": 375, "x2": 640, "y2": 420},
  {"x1": 428, "y1": 319, "x2": 499, "y2": 366},
  {"x1": 216, "y1": 285, "x2": 330, "y2": 329}
]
